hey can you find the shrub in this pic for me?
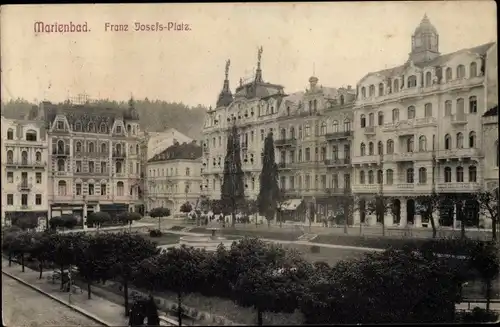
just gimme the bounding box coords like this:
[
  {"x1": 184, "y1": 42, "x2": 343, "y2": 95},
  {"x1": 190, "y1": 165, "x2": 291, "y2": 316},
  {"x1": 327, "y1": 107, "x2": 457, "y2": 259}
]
[
  {"x1": 149, "y1": 207, "x2": 171, "y2": 218},
  {"x1": 310, "y1": 245, "x2": 321, "y2": 253},
  {"x1": 149, "y1": 229, "x2": 163, "y2": 237},
  {"x1": 180, "y1": 202, "x2": 193, "y2": 213},
  {"x1": 461, "y1": 307, "x2": 499, "y2": 323}
]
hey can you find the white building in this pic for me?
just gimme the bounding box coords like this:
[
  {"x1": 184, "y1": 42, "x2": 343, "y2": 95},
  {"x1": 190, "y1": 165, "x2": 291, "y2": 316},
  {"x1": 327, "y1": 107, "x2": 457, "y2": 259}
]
[
  {"x1": 351, "y1": 15, "x2": 497, "y2": 228},
  {"x1": 146, "y1": 128, "x2": 192, "y2": 160},
  {"x1": 1, "y1": 116, "x2": 49, "y2": 228}
]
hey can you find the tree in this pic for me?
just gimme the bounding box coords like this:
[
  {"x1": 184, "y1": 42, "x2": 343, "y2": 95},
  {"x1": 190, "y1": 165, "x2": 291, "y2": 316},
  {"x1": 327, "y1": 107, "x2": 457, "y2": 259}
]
[
  {"x1": 118, "y1": 212, "x2": 143, "y2": 231},
  {"x1": 29, "y1": 231, "x2": 54, "y2": 279},
  {"x1": 10, "y1": 231, "x2": 36, "y2": 272},
  {"x1": 46, "y1": 233, "x2": 85, "y2": 290},
  {"x1": 448, "y1": 194, "x2": 472, "y2": 239},
  {"x1": 475, "y1": 190, "x2": 499, "y2": 241},
  {"x1": 149, "y1": 207, "x2": 171, "y2": 231},
  {"x1": 367, "y1": 195, "x2": 393, "y2": 236},
  {"x1": 221, "y1": 124, "x2": 245, "y2": 227},
  {"x1": 469, "y1": 241, "x2": 500, "y2": 311},
  {"x1": 87, "y1": 212, "x2": 111, "y2": 229},
  {"x1": 13, "y1": 216, "x2": 38, "y2": 230},
  {"x1": 180, "y1": 202, "x2": 192, "y2": 213},
  {"x1": 49, "y1": 215, "x2": 78, "y2": 231},
  {"x1": 416, "y1": 192, "x2": 441, "y2": 238},
  {"x1": 257, "y1": 132, "x2": 280, "y2": 228},
  {"x1": 2, "y1": 230, "x2": 20, "y2": 267}
]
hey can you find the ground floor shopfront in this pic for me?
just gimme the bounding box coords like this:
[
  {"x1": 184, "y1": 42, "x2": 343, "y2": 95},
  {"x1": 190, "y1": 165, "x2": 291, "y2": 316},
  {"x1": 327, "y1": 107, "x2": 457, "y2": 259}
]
[
  {"x1": 3, "y1": 210, "x2": 48, "y2": 230},
  {"x1": 49, "y1": 202, "x2": 136, "y2": 228}
]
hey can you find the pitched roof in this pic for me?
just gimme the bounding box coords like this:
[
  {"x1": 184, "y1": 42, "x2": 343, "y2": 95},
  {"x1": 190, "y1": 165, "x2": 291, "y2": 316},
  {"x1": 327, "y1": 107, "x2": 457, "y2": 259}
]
[
  {"x1": 148, "y1": 141, "x2": 202, "y2": 162},
  {"x1": 483, "y1": 105, "x2": 498, "y2": 117}
]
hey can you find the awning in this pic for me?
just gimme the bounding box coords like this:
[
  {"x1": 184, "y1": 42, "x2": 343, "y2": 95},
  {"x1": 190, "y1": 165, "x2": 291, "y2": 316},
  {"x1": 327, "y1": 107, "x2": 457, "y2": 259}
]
[{"x1": 280, "y1": 199, "x2": 303, "y2": 211}]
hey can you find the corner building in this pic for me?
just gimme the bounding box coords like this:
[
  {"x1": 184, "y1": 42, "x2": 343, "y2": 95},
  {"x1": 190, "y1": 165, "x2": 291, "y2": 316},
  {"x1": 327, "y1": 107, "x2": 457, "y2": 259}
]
[
  {"x1": 351, "y1": 15, "x2": 497, "y2": 228},
  {"x1": 30, "y1": 100, "x2": 143, "y2": 225}
]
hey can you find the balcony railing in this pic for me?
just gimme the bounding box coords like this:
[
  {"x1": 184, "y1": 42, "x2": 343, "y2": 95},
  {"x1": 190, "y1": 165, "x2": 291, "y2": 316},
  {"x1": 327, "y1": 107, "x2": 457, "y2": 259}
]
[
  {"x1": 52, "y1": 147, "x2": 70, "y2": 156},
  {"x1": 275, "y1": 138, "x2": 297, "y2": 147},
  {"x1": 437, "y1": 182, "x2": 481, "y2": 193},
  {"x1": 112, "y1": 151, "x2": 126, "y2": 158},
  {"x1": 325, "y1": 131, "x2": 353, "y2": 141},
  {"x1": 5, "y1": 161, "x2": 46, "y2": 167},
  {"x1": 324, "y1": 158, "x2": 351, "y2": 166},
  {"x1": 451, "y1": 114, "x2": 467, "y2": 125},
  {"x1": 351, "y1": 155, "x2": 380, "y2": 165},
  {"x1": 18, "y1": 182, "x2": 33, "y2": 191},
  {"x1": 435, "y1": 148, "x2": 482, "y2": 160},
  {"x1": 382, "y1": 117, "x2": 438, "y2": 133},
  {"x1": 364, "y1": 126, "x2": 376, "y2": 135},
  {"x1": 383, "y1": 151, "x2": 434, "y2": 162}
]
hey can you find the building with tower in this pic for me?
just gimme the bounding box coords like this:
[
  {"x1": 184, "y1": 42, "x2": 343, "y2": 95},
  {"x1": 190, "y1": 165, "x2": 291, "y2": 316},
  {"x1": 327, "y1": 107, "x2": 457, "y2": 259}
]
[{"x1": 351, "y1": 14, "x2": 497, "y2": 229}]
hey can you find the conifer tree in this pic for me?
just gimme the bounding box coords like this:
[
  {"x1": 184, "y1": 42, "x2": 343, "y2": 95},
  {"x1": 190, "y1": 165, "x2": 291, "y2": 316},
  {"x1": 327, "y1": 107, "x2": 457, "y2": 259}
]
[{"x1": 257, "y1": 132, "x2": 280, "y2": 227}]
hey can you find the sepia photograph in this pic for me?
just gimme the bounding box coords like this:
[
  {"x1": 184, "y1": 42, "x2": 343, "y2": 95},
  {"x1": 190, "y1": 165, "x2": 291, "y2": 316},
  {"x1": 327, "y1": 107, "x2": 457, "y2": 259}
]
[{"x1": 1, "y1": 1, "x2": 498, "y2": 326}]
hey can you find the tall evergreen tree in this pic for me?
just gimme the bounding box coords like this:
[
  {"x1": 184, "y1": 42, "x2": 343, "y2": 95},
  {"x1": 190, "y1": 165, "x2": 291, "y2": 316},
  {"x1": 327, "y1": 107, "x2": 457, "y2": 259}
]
[
  {"x1": 257, "y1": 132, "x2": 280, "y2": 227},
  {"x1": 221, "y1": 124, "x2": 245, "y2": 227}
]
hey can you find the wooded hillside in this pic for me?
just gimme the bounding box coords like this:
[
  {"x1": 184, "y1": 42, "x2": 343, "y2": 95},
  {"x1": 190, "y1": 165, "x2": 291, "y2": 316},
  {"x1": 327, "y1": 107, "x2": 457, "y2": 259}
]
[{"x1": 1, "y1": 98, "x2": 207, "y2": 140}]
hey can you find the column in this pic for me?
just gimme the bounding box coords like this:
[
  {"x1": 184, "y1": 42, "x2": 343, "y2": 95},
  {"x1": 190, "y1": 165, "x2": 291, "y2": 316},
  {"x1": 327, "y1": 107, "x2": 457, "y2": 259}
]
[
  {"x1": 400, "y1": 198, "x2": 407, "y2": 227},
  {"x1": 83, "y1": 203, "x2": 88, "y2": 230}
]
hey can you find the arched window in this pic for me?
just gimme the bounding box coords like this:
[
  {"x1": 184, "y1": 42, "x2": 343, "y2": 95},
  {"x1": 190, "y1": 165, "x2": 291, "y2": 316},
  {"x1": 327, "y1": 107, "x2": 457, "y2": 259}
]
[
  {"x1": 456, "y1": 133, "x2": 464, "y2": 149},
  {"x1": 100, "y1": 123, "x2": 107, "y2": 133},
  {"x1": 304, "y1": 124, "x2": 310, "y2": 137},
  {"x1": 333, "y1": 121, "x2": 338, "y2": 133},
  {"x1": 387, "y1": 139, "x2": 394, "y2": 154},
  {"x1": 469, "y1": 96, "x2": 477, "y2": 113},
  {"x1": 407, "y1": 136, "x2": 414, "y2": 152},
  {"x1": 21, "y1": 151, "x2": 28, "y2": 165},
  {"x1": 368, "y1": 113, "x2": 374, "y2": 126},
  {"x1": 76, "y1": 142, "x2": 82, "y2": 152},
  {"x1": 368, "y1": 170, "x2": 374, "y2": 184},
  {"x1": 377, "y1": 141, "x2": 383, "y2": 155},
  {"x1": 344, "y1": 119, "x2": 351, "y2": 132},
  {"x1": 127, "y1": 124, "x2": 131, "y2": 133},
  {"x1": 26, "y1": 130, "x2": 37, "y2": 141},
  {"x1": 424, "y1": 103, "x2": 432, "y2": 117},
  {"x1": 378, "y1": 83, "x2": 384, "y2": 96},
  {"x1": 360, "y1": 114, "x2": 366, "y2": 128},
  {"x1": 456, "y1": 166, "x2": 464, "y2": 182},
  {"x1": 469, "y1": 131, "x2": 476, "y2": 148},
  {"x1": 361, "y1": 87, "x2": 366, "y2": 98},
  {"x1": 369, "y1": 85, "x2": 375, "y2": 96},
  {"x1": 116, "y1": 143, "x2": 122, "y2": 154},
  {"x1": 444, "y1": 167, "x2": 452, "y2": 183},
  {"x1": 332, "y1": 145, "x2": 338, "y2": 159},
  {"x1": 378, "y1": 112, "x2": 384, "y2": 125},
  {"x1": 425, "y1": 72, "x2": 432, "y2": 86},
  {"x1": 116, "y1": 161, "x2": 122, "y2": 173},
  {"x1": 88, "y1": 122, "x2": 95, "y2": 133},
  {"x1": 408, "y1": 75, "x2": 417, "y2": 88},
  {"x1": 470, "y1": 62, "x2": 477, "y2": 78},
  {"x1": 368, "y1": 142, "x2": 374, "y2": 155},
  {"x1": 117, "y1": 181, "x2": 124, "y2": 196},
  {"x1": 6, "y1": 150, "x2": 13, "y2": 163},
  {"x1": 457, "y1": 98, "x2": 465, "y2": 115},
  {"x1": 360, "y1": 143, "x2": 366, "y2": 156},
  {"x1": 419, "y1": 168, "x2": 427, "y2": 184},
  {"x1": 320, "y1": 122, "x2": 327, "y2": 135},
  {"x1": 377, "y1": 170, "x2": 383, "y2": 184},
  {"x1": 469, "y1": 166, "x2": 477, "y2": 182},
  {"x1": 392, "y1": 108, "x2": 399, "y2": 123},
  {"x1": 457, "y1": 65, "x2": 465, "y2": 79},
  {"x1": 313, "y1": 99, "x2": 317, "y2": 111},
  {"x1": 136, "y1": 144, "x2": 140, "y2": 154},
  {"x1": 407, "y1": 106, "x2": 416, "y2": 119},
  {"x1": 57, "y1": 140, "x2": 65, "y2": 152},
  {"x1": 286, "y1": 107, "x2": 290, "y2": 116},
  {"x1": 57, "y1": 159, "x2": 65, "y2": 171},
  {"x1": 35, "y1": 152, "x2": 41, "y2": 162},
  {"x1": 445, "y1": 134, "x2": 452, "y2": 150},
  {"x1": 88, "y1": 142, "x2": 95, "y2": 153},
  {"x1": 444, "y1": 100, "x2": 452, "y2": 116},
  {"x1": 359, "y1": 171, "x2": 365, "y2": 184},
  {"x1": 393, "y1": 79, "x2": 399, "y2": 92},
  {"x1": 446, "y1": 67, "x2": 452, "y2": 81},
  {"x1": 280, "y1": 128, "x2": 286, "y2": 140},
  {"x1": 101, "y1": 143, "x2": 107, "y2": 153},
  {"x1": 419, "y1": 136, "x2": 427, "y2": 151},
  {"x1": 7, "y1": 128, "x2": 14, "y2": 140},
  {"x1": 406, "y1": 168, "x2": 414, "y2": 183},
  {"x1": 58, "y1": 181, "x2": 67, "y2": 196},
  {"x1": 386, "y1": 169, "x2": 394, "y2": 185},
  {"x1": 298, "y1": 126, "x2": 303, "y2": 138}
]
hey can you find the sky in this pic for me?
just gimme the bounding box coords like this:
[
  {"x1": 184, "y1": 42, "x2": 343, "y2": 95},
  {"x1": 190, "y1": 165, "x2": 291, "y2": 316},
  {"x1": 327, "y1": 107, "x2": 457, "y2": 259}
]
[{"x1": 1, "y1": 2, "x2": 497, "y2": 108}]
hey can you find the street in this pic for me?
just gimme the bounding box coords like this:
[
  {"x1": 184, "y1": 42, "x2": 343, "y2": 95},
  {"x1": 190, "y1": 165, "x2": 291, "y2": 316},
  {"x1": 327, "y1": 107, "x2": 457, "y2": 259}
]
[{"x1": 2, "y1": 274, "x2": 102, "y2": 327}]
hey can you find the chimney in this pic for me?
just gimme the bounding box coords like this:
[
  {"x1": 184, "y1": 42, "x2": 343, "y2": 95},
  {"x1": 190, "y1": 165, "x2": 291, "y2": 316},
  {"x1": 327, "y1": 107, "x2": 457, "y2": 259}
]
[
  {"x1": 347, "y1": 85, "x2": 352, "y2": 90},
  {"x1": 172, "y1": 138, "x2": 178, "y2": 145}
]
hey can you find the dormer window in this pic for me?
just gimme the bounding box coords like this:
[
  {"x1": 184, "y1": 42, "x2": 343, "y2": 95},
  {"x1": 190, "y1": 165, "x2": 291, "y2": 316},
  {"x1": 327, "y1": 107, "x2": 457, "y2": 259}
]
[
  {"x1": 408, "y1": 75, "x2": 417, "y2": 88},
  {"x1": 57, "y1": 121, "x2": 64, "y2": 130},
  {"x1": 116, "y1": 126, "x2": 122, "y2": 134},
  {"x1": 7, "y1": 128, "x2": 14, "y2": 140},
  {"x1": 100, "y1": 123, "x2": 107, "y2": 133},
  {"x1": 26, "y1": 130, "x2": 37, "y2": 141}
]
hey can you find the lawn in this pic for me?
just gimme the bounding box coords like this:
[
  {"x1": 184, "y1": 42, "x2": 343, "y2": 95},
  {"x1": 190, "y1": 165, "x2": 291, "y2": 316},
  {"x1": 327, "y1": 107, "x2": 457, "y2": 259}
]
[
  {"x1": 142, "y1": 232, "x2": 182, "y2": 246},
  {"x1": 279, "y1": 242, "x2": 370, "y2": 266},
  {"x1": 189, "y1": 227, "x2": 303, "y2": 241}
]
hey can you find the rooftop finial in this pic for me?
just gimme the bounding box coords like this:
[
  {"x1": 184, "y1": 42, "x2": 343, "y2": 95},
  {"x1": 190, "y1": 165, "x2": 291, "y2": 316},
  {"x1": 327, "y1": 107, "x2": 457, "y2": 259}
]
[
  {"x1": 257, "y1": 46, "x2": 263, "y2": 68},
  {"x1": 255, "y1": 46, "x2": 264, "y2": 82},
  {"x1": 225, "y1": 59, "x2": 230, "y2": 80}
]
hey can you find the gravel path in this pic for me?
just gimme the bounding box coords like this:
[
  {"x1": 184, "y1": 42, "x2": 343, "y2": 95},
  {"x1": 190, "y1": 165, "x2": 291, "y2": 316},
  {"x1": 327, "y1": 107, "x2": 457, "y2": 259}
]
[{"x1": 2, "y1": 274, "x2": 102, "y2": 327}]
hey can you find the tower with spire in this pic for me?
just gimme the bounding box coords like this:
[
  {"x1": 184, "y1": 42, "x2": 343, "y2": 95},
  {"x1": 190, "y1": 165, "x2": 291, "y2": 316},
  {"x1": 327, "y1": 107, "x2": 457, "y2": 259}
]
[
  {"x1": 255, "y1": 46, "x2": 263, "y2": 83},
  {"x1": 216, "y1": 59, "x2": 234, "y2": 108},
  {"x1": 409, "y1": 14, "x2": 440, "y2": 63}
]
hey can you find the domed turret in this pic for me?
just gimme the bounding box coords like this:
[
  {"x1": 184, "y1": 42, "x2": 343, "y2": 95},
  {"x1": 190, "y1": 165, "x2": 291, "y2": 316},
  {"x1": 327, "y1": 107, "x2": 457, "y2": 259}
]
[
  {"x1": 125, "y1": 96, "x2": 140, "y2": 120},
  {"x1": 409, "y1": 14, "x2": 440, "y2": 63},
  {"x1": 414, "y1": 14, "x2": 437, "y2": 35}
]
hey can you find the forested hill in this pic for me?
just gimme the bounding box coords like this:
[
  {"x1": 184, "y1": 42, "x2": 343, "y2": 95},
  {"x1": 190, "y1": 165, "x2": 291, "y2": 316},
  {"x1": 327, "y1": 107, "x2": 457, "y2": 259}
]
[{"x1": 0, "y1": 98, "x2": 207, "y2": 140}]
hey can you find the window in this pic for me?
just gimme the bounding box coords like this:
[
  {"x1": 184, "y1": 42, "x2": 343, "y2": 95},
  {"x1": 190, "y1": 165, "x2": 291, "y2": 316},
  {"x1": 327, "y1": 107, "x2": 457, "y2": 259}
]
[
  {"x1": 361, "y1": 87, "x2": 366, "y2": 98},
  {"x1": 186, "y1": 168, "x2": 190, "y2": 176},
  {"x1": 332, "y1": 121, "x2": 338, "y2": 132},
  {"x1": 368, "y1": 170, "x2": 374, "y2": 184},
  {"x1": 456, "y1": 133, "x2": 464, "y2": 149},
  {"x1": 368, "y1": 142, "x2": 374, "y2": 155},
  {"x1": 116, "y1": 161, "x2": 122, "y2": 173},
  {"x1": 456, "y1": 166, "x2": 464, "y2": 182},
  {"x1": 424, "y1": 103, "x2": 432, "y2": 117},
  {"x1": 407, "y1": 136, "x2": 414, "y2": 152},
  {"x1": 26, "y1": 130, "x2": 37, "y2": 141},
  {"x1": 101, "y1": 161, "x2": 107, "y2": 173},
  {"x1": 360, "y1": 143, "x2": 366, "y2": 156},
  {"x1": 7, "y1": 172, "x2": 13, "y2": 183},
  {"x1": 378, "y1": 83, "x2": 384, "y2": 96},
  {"x1": 469, "y1": 132, "x2": 476, "y2": 148},
  {"x1": 101, "y1": 184, "x2": 107, "y2": 195},
  {"x1": 298, "y1": 149, "x2": 302, "y2": 162},
  {"x1": 305, "y1": 148, "x2": 311, "y2": 161},
  {"x1": 446, "y1": 67, "x2": 452, "y2": 81},
  {"x1": 35, "y1": 152, "x2": 41, "y2": 162},
  {"x1": 7, "y1": 150, "x2": 13, "y2": 163},
  {"x1": 377, "y1": 170, "x2": 383, "y2": 184},
  {"x1": 378, "y1": 112, "x2": 384, "y2": 125},
  {"x1": 368, "y1": 113, "x2": 374, "y2": 126},
  {"x1": 89, "y1": 161, "x2": 95, "y2": 173},
  {"x1": 58, "y1": 181, "x2": 67, "y2": 195},
  {"x1": 418, "y1": 168, "x2": 427, "y2": 184},
  {"x1": 392, "y1": 109, "x2": 399, "y2": 123},
  {"x1": 304, "y1": 124, "x2": 310, "y2": 137},
  {"x1": 280, "y1": 128, "x2": 286, "y2": 140},
  {"x1": 332, "y1": 174, "x2": 339, "y2": 189},
  {"x1": 340, "y1": 95, "x2": 345, "y2": 105},
  {"x1": 76, "y1": 183, "x2": 82, "y2": 195},
  {"x1": 57, "y1": 159, "x2": 65, "y2": 171},
  {"x1": 36, "y1": 172, "x2": 42, "y2": 184},
  {"x1": 469, "y1": 166, "x2": 477, "y2": 182},
  {"x1": 7, "y1": 129, "x2": 14, "y2": 140},
  {"x1": 377, "y1": 141, "x2": 383, "y2": 155},
  {"x1": 100, "y1": 123, "x2": 107, "y2": 133},
  {"x1": 298, "y1": 126, "x2": 302, "y2": 139},
  {"x1": 320, "y1": 147, "x2": 326, "y2": 161},
  {"x1": 313, "y1": 99, "x2": 317, "y2": 111},
  {"x1": 88, "y1": 142, "x2": 95, "y2": 153},
  {"x1": 393, "y1": 79, "x2": 399, "y2": 92},
  {"x1": 76, "y1": 161, "x2": 82, "y2": 172},
  {"x1": 407, "y1": 106, "x2": 416, "y2": 119},
  {"x1": 320, "y1": 122, "x2": 327, "y2": 135},
  {"x1": 444, "y1": 100, "x2": 452, "y2": 116},
  {"x1": 117, "y1": 181, "x2": 124, "y2": 196},
  {"x1": 88, "y1": 184, "x2": 95, "y2": 195},
  {"x1": 331, "y1": 146, "x2": 338, "y2": 159},
  {"x1": 289, "y1": 127, "x2": 295, "y2": 139},
  {"x1": 76, "y1": 142, "x2": 82, "y2": 152},
  {"x1": 470, "y1": 62, "x2": 477, "y2": 78},
  {"x1": 425, "y1": 72, "x2": 432, "y2": 86},
  {"x1": 406, "y1": 168, "x2": 414, "y2": 183},
  {"x1": 21, "y1": 194, "x2": 28, "y2": 206},
  {"x1": 101, "y1": 143, "x2": 107, "y2": 153},
  {"x1": 419, "y1": 136, "x2": 427, "y2": 151},
  {"x1": 408, "y1": 75, "x2": 417, "y2": 88},
  {"x1": 457, "y1": 98, "x2": 465, "y2": 115},
  {"x1": 444, "y1": 134, "x2": 451, "y2": 150},
  {"x1": 344, "y1": 119, "x2": 351, "y2": 132},
  {"x1": 35, "y1": 194, "x2": 42, "y2": 205},
  {"x1": 344, "y1": 144, "x2": 350, "y2": 159},
  {"x1": 116, "y1": 126, "x2": 122, "y2": 134},
  {"x1": 7, "y1": 194, "x2": 13, "y2": 205},
  {"x1": 369, "y1": 85, "x2": 375, "y2": 96},
  {"x1": 387, "y1": 139, "x2": 394, "y2": 154},
  {"x1": 386, "y1": 169, "x2": 393, "y2": 185},
  {"x1": 457, "y1": 65, "x2": 465, "y2": 79},
  {"x1": 469, "y1": 96, "x2": 477, "y2": 113},
  {"x1": 360, "y1": 171, "x2": 365, "y2": 184},
  {"x1": 360, "y1": 115, "x2": 366, "y2": 128},
  {"x1": 21, "y1": 151, "x2": 28, "y2": 165}
]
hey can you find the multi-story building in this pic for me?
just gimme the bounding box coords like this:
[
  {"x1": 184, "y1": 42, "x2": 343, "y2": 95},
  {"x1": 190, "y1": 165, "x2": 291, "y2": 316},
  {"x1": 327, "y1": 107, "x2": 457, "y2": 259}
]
[
  {"x1": 351, "y1": 15, "x2": 497, "y2": 228},
  {"x1": 29, "y1": 98, "x2": 143, "y2": 225},
  {"x1": 1, "y1": 116, "x2": 49, "y2": 228},
  {"x1": 482, "y1": 106, "x2": 498, "y2": 192},
  {"x1": 146, "y1": 141, "x2": 202, "y2": 214},
  {"x1": 274, "y1": 77, "x2": 356, "y2": 222},
  {"x1": 146, "y1": 128, "x2": 193, "y2": 160},
  {"x1": 201, "y1": 48, "x2": 285, "y2": 200}
]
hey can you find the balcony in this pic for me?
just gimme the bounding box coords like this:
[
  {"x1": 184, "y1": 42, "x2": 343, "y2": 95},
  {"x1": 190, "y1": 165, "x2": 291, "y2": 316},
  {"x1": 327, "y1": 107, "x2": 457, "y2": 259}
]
[
  {"x1": 112, "y1": 151, "x2": 126, "y2": 159},
  {"x1": 435, "y1": 148, "x2": 482, "y2": 160},
  {"x1": 18, "y1": 182, "x2": 33, "y2": 191},
  {"x1": 20, "y1": 205, "x2": 30, "y2": 210},
  {"x1": 52, "y1": 147, "x2": 70, "y2": 156},
  {"x1": 277, "y1": 162, "x2": 293, "y2": 170},
  {"x1": 241, "y1": 142, "x2": 248, "y2": 150},
  {"x1": 325, "y1": 131, "x2": 353, "y2": 141},
  {"x1": 351, "y1": 184, "x2": 379, "y2": 193},
  {"x1": 451, "y1": 114, "x2": 467, "y2": 125},
  {"x1": 325, "y1": 187, "x2": 351, "y2": 195},
  {"x1": 5, "y1": 161, "x2": 46, "y2": 168},
  {"x1": 383, "y1": 151, "x2": 434, "y2": 162},
  {"x1": 351, "y1": 155, "x2": 380, "y2": 166},
  {"x1": 364, "y1": 126, "x2": 376, "y2": 135},
  {"x1": 275, "y1": 138, "x2": 297, "y2": 147},
  {"x1": 382, "y1": 117, "x2": 438, "y2": 133},
  {"x1": 437, "y1": 182, "x2": 481, "y2": 193},
  {"x1": 324, "y1": 158, "x2": 351, "y2": 167}
]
